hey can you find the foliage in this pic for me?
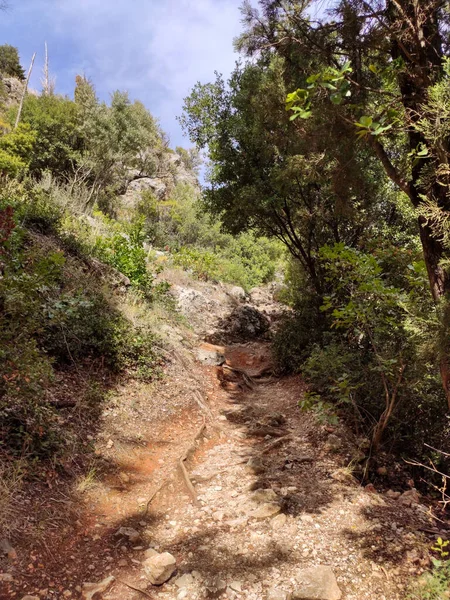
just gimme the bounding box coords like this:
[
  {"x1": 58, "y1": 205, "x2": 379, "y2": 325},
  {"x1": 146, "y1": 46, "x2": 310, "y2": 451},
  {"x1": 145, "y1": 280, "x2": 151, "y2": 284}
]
[
  {"x1": 0, "y1": 123, "x2": 36, "y2": 176},
  {"x1": 0, "y1": 44, "x2": 25, "y2": 80},
  {"x1": 408, "y1": 539, "x2": 450, "y2": 599},
  {"x1": 0, "y1": 181, "x2": 162, "y2": 459}
]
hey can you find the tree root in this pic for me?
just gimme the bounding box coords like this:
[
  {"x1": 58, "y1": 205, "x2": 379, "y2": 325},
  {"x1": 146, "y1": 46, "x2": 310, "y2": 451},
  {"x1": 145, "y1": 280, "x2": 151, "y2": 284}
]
[
  {"x1": 178, "y1": 420, "x2": 206, "y2": 505},
  {"x1": 258, "y1": 435, "x2": 293, "y2": 455}
]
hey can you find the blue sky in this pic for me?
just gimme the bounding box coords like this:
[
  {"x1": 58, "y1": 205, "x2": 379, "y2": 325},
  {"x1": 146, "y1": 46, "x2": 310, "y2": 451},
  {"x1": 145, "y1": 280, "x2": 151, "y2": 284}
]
[{"x1": 0, "y1": 0, "x2": 244, "y2": 148}]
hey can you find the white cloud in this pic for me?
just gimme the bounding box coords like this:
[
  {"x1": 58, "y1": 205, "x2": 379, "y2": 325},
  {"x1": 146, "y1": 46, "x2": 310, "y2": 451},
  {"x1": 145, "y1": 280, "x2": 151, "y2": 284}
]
[{"x1": 2, "y1": 0, "x2": 244, "y2": 146}]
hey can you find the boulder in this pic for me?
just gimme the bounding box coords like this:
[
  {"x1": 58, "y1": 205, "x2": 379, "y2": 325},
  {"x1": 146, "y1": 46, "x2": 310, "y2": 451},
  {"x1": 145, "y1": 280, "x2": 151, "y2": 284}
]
[
  {"x1": 292, "y1": 566, "x2": 342, "y2": 600},
  {"x1": 398, "y1": 488, "x2": 420, "y2": 506},
  {"x1": 228, "y1": 286, "x2": 246, "y2": 302},
  {"x1": 143, "y1": 551, "x2": 177, "y2": 585},
  {"x1": 196, "y1": 342, "x2": 226, "y2": 366},
  {"x1": 213, "y1": 305, "x2": 270, "y2": 344},
  {"x1": 127, "y1": 177, "x2": 167, "y2": 200},
  {"x1": 251, "y1": 488, "x2": 279, "y2": 505}
]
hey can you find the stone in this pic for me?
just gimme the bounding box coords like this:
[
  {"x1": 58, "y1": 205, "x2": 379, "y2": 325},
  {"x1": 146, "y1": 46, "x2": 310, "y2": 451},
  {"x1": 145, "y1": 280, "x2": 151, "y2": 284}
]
[
  {"x1": 114, "y1": 527, "x2": 140, "y2": 543},
  {"x1": 214, "y1": 305, "x2": 270, "y2": 344},
  {"x1": 0, "y1": 538, "x2": 17, "y2": 561},
  {"x1": 143, "y1": 552, "x2": 177, "y2": 585},
  {"x1": 229, "y1": 581, "x2": 243, "y2": 592},
  {"x1": 386, "y1": 489, "x2": 401, "y2": 500},
  {"x1": 196, "y1": 342, "x2": 226, "y2": 366},
  {"x1": 251, "y1": 503, "x2": 281, "y2": 520},
  {"x1": 21, "y1": 597, "x2": 40, "y2": 600},
  {"x1": 292, "y1": 566, "x2": 342, "y2": 600},
  {"x1": 398, "y1": 488, "x2": 420, "y2": 506},
  {"x1": 271, "y1": 513, "x2": 288, "y2": 530},
  {"x1": 81, "y1": 576, "x2": 115, "y2": 600},
  {"x1": 144, "y1": 548, "x2": 159, "y2": 559},
  {"x1": 0, "y1": 573, "x2": 13, "y2": 582},
  {"x1": 325, "y1": 434, "x2": 342, "y2": 452},
  {"x1": 205, "y1": 576, "x2": 227, "y2": 594},
  {"x1": 251, "y1": 488, "x2": 279, "y2": 504},
  {"x1": 246, "y1": 457, "x2": 266, "y2": 474},
  {"x1": 229, "y1": 286, "x2": 246, "y2": 301},
  {"x1": 267, "y1": 588, "x2": 292, "y2": 600},
  {"x1": 175, "y1": 573, "x2": 194, "y2": 588}
]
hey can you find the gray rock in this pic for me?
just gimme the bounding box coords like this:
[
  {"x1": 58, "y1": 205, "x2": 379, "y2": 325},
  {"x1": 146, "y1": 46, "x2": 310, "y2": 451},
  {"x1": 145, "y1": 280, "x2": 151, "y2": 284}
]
[
  {"x1": 114, "y1": 527, "x2": 140, "y2": 543},
  {"x1": 205, "y1": 576, "x2": 227, "y2": 595},
  {"x1": 127, "y1": 177, "x2": 167, "y2": 200},
  {"x1": 229, "y1": 286, "x2": 246, "y2": 301},
  {"x1": 143, "y1": 551, "x2": 177, "y2": 585},
  {"x1": 292, "y1": 566, "x2": 342, "y2": 600}
]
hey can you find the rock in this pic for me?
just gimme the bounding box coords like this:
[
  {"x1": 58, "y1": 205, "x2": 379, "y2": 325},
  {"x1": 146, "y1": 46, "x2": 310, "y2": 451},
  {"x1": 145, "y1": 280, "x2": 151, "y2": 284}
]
[
  {"x1": 196, "y1": 342, "x2": 226, "y2": 366},
  {"x1": 144, "y1": 548, "x2": 159, "y2": 559},
  {"x1": 325, "y1": 434, "x2": 342, "y2": 452},
  {"x1": 0, "y1": 539, "x2": 17, "y2": 560},
  {"x1": 293, "y1": 567, "x2": 342, "y2": 600},
  {"x1": 330, "y1": 469, "x2": 356, "y2": 484},
  {"x1": 0, "y1": 573, "x2": 14, "y2": 582},
  {"x1": 229, "y1": 286, "x2": 246, "y2": 302},
  {"x1": 229, "y1": 581, "x2": 243, "y2": 592},
  {"x1": 251, "y1": 488, "x2": 279, "y2": 504},
  {"x1": 81, "y1": 576, "x2": 115, "y2": 600},
  {"x1": 398, "y1": 488, "x2": 420, "y2": 506},
  {"x1": 175, "y1": 573, "x2": 194, "y2": 588},
  {"x1": 114, "y1": 527, "x2": 140, "y2": 543},
  {"x1": 271, "y1": 513, "x2": 288, "y2": 530},
  {"x1": 119, "y1": 472, "x2": 130, "y2": 484},
  {"x1": 386, "y1": 489, "x2": 401, "y2": 500},
  {"x1": 246, "y1": 457, "x2": 266, "y2": 474},
  {"x1": 20, "y1": 597, "x2": 40, "y2": 600},
  {"x1": 143, "y1": 551, "x2": 177, "y2": 585},
  {"x1": 127, "y1": 177, "x2": 167, "y2": 200},
  {"x1": 205, "y1": 576, "x2": 227, "y2": 595},
  {"x1": 377, "y1": 466, "x2": 388, "y2": 476},
  {"x1": 214, "y1": 305, "x2": 270, "y2": 344},
  {"x1": 267, "y1": 588, "x2": 292, "y2": 600},
  {"x1": 251, "y1": 503, "x2": 281, "y2": 520}
]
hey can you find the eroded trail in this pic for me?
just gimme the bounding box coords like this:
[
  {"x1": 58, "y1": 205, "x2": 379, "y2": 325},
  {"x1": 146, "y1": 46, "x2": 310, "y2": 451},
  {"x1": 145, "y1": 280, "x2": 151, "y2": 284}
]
[{"x1": 0, "y1": 317, "x2": 434, "y2": 600}]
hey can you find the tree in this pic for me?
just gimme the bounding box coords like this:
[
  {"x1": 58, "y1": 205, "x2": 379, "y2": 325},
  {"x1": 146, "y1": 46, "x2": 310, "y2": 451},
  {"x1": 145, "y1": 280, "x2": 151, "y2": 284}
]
[
  {"x1": 180, "y1": 54, "x2": 398, "y2": 299},
  {"x1": 236, "y1": 0, "x2": 450, "y2": 408},
  {"x1": 0, "y1": 44, "x2": 25, "y2": 80}
]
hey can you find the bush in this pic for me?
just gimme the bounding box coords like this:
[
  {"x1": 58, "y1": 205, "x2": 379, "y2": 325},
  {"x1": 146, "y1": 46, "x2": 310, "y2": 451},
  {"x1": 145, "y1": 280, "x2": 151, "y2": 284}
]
[{"x1": 0, "y1": 182, "x2": 162, "y2": 459}]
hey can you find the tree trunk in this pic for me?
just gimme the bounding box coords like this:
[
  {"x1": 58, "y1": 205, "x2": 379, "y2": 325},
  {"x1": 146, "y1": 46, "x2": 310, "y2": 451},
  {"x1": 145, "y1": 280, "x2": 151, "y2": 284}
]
[{"x1": 386, "y1": 1, "x2": 450, "y2": 409}]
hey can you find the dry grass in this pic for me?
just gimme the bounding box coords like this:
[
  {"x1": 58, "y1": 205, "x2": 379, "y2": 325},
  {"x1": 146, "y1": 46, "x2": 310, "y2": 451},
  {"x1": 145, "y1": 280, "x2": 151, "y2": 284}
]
[{"x1": 0, "y1": 460, "x2": 24, "y2": 537}]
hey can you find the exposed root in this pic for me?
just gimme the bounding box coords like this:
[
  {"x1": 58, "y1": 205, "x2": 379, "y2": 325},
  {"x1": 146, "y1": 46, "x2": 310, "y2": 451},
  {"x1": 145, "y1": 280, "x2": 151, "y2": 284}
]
[
  {"x1": 178, "y1": 420, "x2": 207, "y2": 505},
  {"x1": 258, "y1": 435, "x2": 293, "y2": 455},
  {"x1": 117, "y1": 579, "x2": 153, "y2": 598}
]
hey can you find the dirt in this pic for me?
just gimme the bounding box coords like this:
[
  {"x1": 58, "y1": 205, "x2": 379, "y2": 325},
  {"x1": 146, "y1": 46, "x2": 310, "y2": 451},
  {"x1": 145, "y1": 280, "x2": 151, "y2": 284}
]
[{"x1": 0, "y1": 286, "x2": 441, "y2": 600}]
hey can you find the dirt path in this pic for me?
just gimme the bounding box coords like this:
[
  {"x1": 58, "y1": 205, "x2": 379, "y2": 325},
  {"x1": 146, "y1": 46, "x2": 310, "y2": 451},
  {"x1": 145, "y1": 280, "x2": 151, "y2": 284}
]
[{"x1": 0, "y1": 333, "x2": 435, "y2": 600}]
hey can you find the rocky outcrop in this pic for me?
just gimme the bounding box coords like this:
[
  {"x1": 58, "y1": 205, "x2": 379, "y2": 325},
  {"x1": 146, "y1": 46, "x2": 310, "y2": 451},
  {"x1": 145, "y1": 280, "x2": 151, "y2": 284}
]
[
  {"x1": 0, "y1": 75, "x2": 24, "y2": 106},
  {"x1": 208, "y1": 304, "x2": 271, "y2": 344}
]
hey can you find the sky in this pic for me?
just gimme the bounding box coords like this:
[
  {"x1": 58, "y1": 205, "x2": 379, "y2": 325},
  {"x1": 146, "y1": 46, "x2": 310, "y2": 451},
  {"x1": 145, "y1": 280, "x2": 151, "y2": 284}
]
[{"x1": 0, "y1": 0, "x2": 244, "y2": 148}]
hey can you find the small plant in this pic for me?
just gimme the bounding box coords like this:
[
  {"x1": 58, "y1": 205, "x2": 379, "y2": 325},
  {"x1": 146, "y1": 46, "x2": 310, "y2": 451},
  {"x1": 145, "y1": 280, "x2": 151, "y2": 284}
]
[
  {"x1": 299, "y1": 391, "x2": 339, "y2": 425},
  {"x1": 408, "y1": 538, "x2": 450, "y2": 599}
]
